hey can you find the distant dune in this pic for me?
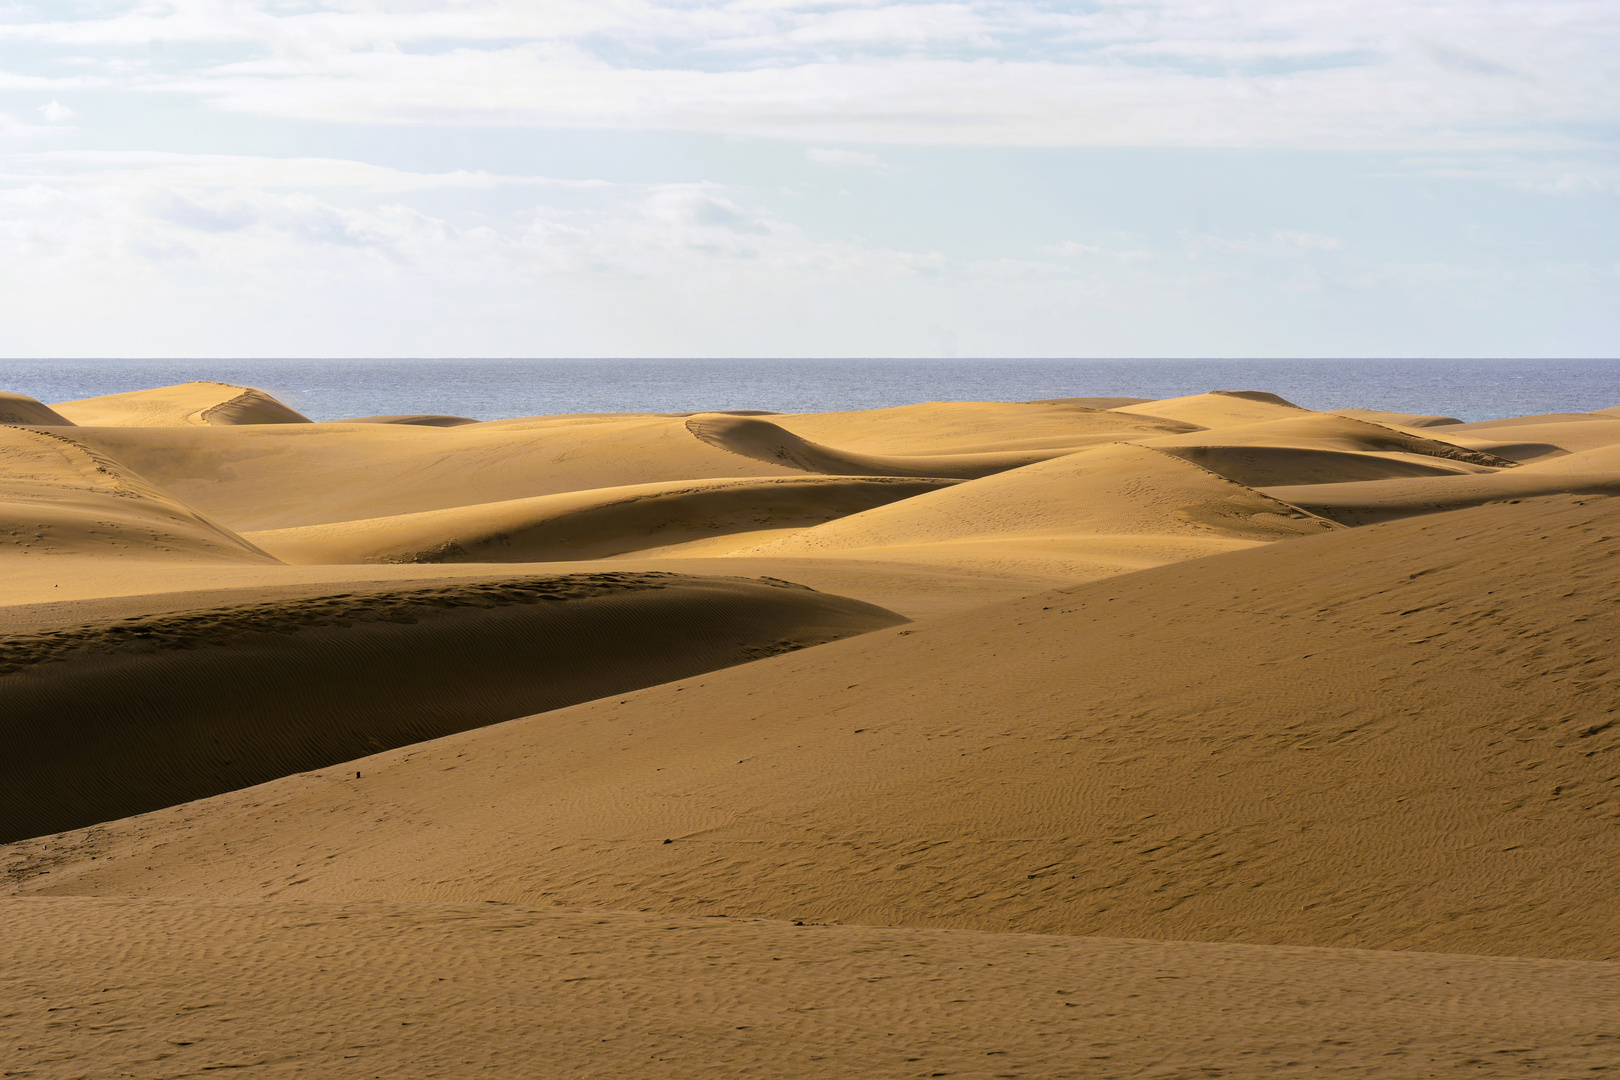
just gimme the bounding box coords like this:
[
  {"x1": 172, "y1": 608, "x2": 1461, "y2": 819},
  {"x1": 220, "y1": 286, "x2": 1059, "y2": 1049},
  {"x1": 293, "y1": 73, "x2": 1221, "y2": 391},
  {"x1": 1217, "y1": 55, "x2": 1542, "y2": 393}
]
[{"x1": 5, "y1": 380, "x2": 1620, "y2": 1078}]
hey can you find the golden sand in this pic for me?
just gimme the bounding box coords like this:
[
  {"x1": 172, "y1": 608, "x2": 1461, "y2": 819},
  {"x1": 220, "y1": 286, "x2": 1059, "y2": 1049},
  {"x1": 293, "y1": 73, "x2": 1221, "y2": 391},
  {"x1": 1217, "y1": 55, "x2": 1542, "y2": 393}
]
[{"x1": 3, "y1": 381, "x2": 1618, "y2": 1078}]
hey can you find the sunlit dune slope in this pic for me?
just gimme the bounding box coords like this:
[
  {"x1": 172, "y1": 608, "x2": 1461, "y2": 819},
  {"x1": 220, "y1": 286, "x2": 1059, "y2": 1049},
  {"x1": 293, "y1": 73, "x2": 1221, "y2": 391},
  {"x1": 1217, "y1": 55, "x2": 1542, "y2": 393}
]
[
  {"x1": 765, "y1": 399, "x2": 1194, "y2": 453},
  {"x1": 27, "y1": 495, "x2": 1620, "y2": 959},
  {"x1": 0, "y1": 425, "x2": 274, "y2": 562},
  {"x1": 1109, "y1": 389, "x2": 1310, "y2": 427},
  {"x1": 51, "y1": 381, "x2": 312, "y2": 427},
  {"x1": 63, "y1": 414, "x2": 805, "y2": 530},
  {"x1": 1269, "y1": 442, "x2": 1620, "y2": 525},
  {"x1": 733, "y1": 441, "x2": 1338, "y2": 575},
  {"x1": 2, "y1": 898, "x2": 1615, "y2": 1080},
  {"x1": 0, "y1": 391, "x2": 74, "y2": 426},
  {"x1": 247, "y1": 475, "x2": 958, "y2": 564},
  {"x1": 1134, "y1": 412, "x2": 1516, "y2": 486},
  {"x1": 0, "y1": 572, "x2": 903, "y2": 843}
]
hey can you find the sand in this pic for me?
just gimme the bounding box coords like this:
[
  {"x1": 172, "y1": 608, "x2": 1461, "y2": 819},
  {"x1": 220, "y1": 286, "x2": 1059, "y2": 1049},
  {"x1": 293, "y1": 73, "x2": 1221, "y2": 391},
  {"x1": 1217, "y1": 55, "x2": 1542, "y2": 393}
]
[{"x1": 4, "y1": 381, "x2": 1619, "y2": 1078}]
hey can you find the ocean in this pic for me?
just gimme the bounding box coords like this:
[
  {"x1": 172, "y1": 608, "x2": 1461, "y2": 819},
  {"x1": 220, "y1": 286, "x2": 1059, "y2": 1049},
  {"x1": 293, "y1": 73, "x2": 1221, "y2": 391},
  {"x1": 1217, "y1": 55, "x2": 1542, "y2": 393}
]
[{"x1": 3, "y1": 358, "x2": 1617, "y2": 424}]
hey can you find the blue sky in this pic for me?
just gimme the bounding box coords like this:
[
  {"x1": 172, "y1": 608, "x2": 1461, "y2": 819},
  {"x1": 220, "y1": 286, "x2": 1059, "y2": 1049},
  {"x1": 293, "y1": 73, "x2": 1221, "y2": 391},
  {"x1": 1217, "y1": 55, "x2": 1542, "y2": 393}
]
[{"x1": 1, "y1": 0, "x2": 1616, "y2": 358}]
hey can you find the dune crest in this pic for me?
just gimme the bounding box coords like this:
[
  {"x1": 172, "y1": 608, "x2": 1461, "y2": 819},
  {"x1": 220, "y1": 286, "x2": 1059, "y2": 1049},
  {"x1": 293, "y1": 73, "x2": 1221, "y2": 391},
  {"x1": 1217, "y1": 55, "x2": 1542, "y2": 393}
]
[
  {"x1": 734, "y1": 441, "x2": 1338, "y2": 577},
  {"x1": 686, "y1": 412, "x2": 1077, "y2": 479},
  {"x1": 247, "y1": 475, "x2": 958, "y2": 565},
  {"x1": 0, "y1": 391, "x2": 74, "y2": 427},
  {"x1": 52, "y1": 381, "x2": 311, "y2": 427}
]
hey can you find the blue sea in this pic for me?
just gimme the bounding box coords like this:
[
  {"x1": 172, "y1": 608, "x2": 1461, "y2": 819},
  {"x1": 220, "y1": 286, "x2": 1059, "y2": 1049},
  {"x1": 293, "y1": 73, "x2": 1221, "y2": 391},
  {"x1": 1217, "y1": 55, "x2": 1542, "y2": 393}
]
[{"x1": 2, "y1": 358, "x2": 1617, "y2": 424}]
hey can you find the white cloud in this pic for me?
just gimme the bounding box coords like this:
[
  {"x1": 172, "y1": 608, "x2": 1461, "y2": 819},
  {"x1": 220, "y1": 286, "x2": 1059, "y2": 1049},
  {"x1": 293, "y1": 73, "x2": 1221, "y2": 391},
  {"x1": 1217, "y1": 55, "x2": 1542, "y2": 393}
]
[
  {"x1": 806, "y1": 147, "x2": 888, "y2": 171},
  {"x1": 37, "y1": 100, "x2": 74, "y2": 123},
  {"x1": 1, "y1": 2, "x2": 1616, "y2": 150}
]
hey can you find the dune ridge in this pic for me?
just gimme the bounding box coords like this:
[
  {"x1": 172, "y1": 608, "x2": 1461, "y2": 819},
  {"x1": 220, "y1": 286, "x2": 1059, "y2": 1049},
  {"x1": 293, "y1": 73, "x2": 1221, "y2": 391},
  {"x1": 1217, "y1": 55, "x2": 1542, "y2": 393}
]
[
  {"x1": 0, "y1": 391, "x2": 74, "y2": 427},
  {"x1": 245, "y1": 475, "x2": 958, "y2": 565},
  {"x1": 52, "y1": 381, "x2": 312, "y2": 427}
]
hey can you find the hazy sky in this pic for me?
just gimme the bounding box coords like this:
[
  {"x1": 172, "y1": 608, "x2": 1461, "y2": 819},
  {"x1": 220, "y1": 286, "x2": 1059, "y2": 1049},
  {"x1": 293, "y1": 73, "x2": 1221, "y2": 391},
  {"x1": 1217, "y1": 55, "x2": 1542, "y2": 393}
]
[{"x1": 1, "y1": 1, "x2": 1616, "y2": 358}]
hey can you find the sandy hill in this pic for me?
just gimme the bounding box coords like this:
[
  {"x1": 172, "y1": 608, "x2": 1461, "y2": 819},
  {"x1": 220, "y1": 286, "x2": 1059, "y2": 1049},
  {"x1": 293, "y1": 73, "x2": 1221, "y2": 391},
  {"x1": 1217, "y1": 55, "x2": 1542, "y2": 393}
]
[
  {"x1": 0, "y1": 424, "x2": 273, "y2": 562},
  {"x1": 247, "y1": 475, "x2": 957, "y2": 565},
  {"x1": 767, "y1": 399, "x2": 1195, "y2": 453},
  {"x1": 0, "y1": 391, "x2": 74, "y2": 426},
  {"x1": 733, "y1": 441, "x2": 1338, "y2": 577},
  {"x1": 51, "y1": 381, "x2": 312, "y2": 427},
  {"x1": 1110, "y1": 389, "x2": 1310, "y2": 427},
  {"x1": 61, "y1": 414, "x2": 807, "y2": 531},
  {"x1": 1331, "y1": 407, "x2": 1463, "y2": 428},
  {"x1": 0, "y1": 573, "x2": 903, "y2": 842},
  {"x1": 15, "y1": 492, "x2": 1618, "y2": 962},
  {"x1": 1269, "y1": 441, "x2": 1620, "y2": 525},
  {"x1": 8, "y1": 380, "x2": 1620, "y2": 1078},
  {"x1": 1133, "y1": 412, "x2": 1516, "y2": 487}
]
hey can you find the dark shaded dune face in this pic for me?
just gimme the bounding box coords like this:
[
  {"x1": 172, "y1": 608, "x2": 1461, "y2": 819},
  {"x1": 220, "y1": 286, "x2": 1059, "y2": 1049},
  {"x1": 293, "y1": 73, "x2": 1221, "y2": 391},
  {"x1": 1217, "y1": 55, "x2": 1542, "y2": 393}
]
[
  {"x1": 0, "y1": 573, "x2": 905, "y2": 842},
  {"x1": 1154, "y1": 444, "x2": 1474, "y2": 486},
  {"x1": 0, "y1": 391, "x2": 74, "y2": 427},
  {"x1": 1268, "y1": 443, "x2": 1620, "y2": 525},
  {"x1": 334, "y1": 414, "x2": 481, "y2": 427}
]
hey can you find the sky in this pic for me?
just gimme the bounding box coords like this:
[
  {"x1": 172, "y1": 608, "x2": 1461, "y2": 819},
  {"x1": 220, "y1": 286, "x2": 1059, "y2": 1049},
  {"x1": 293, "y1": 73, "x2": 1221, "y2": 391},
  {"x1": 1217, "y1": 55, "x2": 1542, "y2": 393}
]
[{"x1": 0, "y1": 1, "x2": 1617, "y2": 359}]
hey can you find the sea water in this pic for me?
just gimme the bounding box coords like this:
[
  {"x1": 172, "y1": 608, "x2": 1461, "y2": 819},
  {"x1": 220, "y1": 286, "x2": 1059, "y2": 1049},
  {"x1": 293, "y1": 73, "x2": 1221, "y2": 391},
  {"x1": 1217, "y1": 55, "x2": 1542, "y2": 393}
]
[{"x1": 2, "y1": 357, "x2": 1617, "y2": 424}]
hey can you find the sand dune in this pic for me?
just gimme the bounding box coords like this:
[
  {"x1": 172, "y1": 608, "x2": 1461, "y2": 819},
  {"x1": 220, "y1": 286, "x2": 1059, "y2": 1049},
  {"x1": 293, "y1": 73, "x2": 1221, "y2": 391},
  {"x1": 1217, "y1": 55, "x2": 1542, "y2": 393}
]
[
  {"x1": 1110, "y1": 389, "x2": 1310, "y2": 427},
  {"x1": 1432, "y1": 417, "x2": 1620, "y2": 461},
  {"x1": 6, "y1": 379, "x2": 1620, "y2": 1076},
  {"x1": 0, "y1": 425, "x2": 274, "y2": 562},
  {"x1": 1269, "y1": 441, "x2": 1620, "y2": 524},
  {"x1": 51, "y1": 381, "x2": 312, "y2": 427},
  {"x1": 62, "y1": 414, "x2": 804, "y2": 530},
  {"x1": 734, "y1": 441, "x2": 1338, "y2": 577},
  {"x1": 3, "y1": 897, "x2": 1614, "y2": 1080},
  {"x1": 767, "y1": 398, "x2": 1194, "y2": 453},
  {"x1": 334, "y1": 413, "x2": 481, "y2": 426},
  {"x1": 1331, "y1": 407, "x2": 1464, "y2": 428},
  {"x1": 0, "y1": 391, "x2": 74, "y2": 426},
  {"x1": 0, "y1": 572, "x2": 902, "y2": 842},
  {"x1": 16, "y1": 492, "x2": 1619, "y2": 961},
  {"x1": 687, "y1": 412, "x2": 1082, "y2": 478},
  {"x1": 247, "y1": 475, "x2": 958, "y2": 564},
  {"x1": 1135, "y1": 412, "x2": 1516, "y2": 486}
]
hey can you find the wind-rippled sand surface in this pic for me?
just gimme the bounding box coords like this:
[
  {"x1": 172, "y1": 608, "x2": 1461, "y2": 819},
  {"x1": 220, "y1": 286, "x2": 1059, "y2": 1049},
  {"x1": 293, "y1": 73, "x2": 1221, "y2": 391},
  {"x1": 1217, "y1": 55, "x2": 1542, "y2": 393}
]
[{"x1": 4, "y1": 381, "x2": 1619, "y2": 1078}]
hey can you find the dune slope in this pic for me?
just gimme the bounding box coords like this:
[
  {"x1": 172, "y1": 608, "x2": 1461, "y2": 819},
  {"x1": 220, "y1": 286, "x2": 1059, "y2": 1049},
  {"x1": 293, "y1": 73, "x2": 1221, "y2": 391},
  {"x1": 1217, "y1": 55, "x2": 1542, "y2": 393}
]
[
  {"x1": 52, "y1": 381, "x2": 311, "y2": 427},
  {"x1": 1269, "y1": 442, "x2": 1620, "y2": 525},
  {"x1": 64, "y1": 415, "x2": 805, "y2": 530},
  {"x1": 0, "y1": 392, "x2": 74, "y2": 426},
  {"x1": 686, "y1": 413, "x2": 1080, "y2": 479},
  {"x1": 2, "y1": 897, "x2": 1615, "y2": 1080},
  {"x1": 0, "y1": 425, "x2": 274, "y2": 562},
  {"x1": 1136, "y1": 412, "x2": 1516, "y2": 486},
  {"x1": 0, "y1": 573, "x2": 904, "y2": 842},
  {"x1": 17, "y1": 494, "x2": 1620, "y2": 959},
  {"x1": 246, "y1": 475, "x2": 958, "y2": 565},
  {"x1": 737, "y1": 442, "x2": 1339, "y2": 575}
]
